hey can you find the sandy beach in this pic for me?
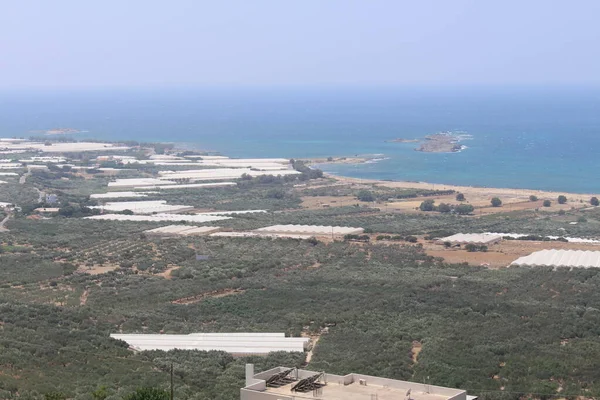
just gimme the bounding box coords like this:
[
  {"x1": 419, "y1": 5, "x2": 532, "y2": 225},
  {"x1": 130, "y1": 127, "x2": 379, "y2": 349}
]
[
  {"x1": 307, "y1": 157, "x2": 598, "y2": 200},
  {"x1": 314, "y1": 169, "x2": 600, "y2": 215}
]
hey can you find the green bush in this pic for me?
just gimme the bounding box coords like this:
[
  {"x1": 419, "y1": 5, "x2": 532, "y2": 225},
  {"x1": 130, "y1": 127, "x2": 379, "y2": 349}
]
[
  {"x1": 437, "y1": 203, "x2": 452, "y2": 213},
  {"x1": 357, "y1": 190, "x2": 375, "y2": 202},
  {"x1": 123, "y1": 387, "x2": 169, "y2": 400},
  {"x1": 455, "y1": 204, "x2": 474, "y2": 215},
  {"x1": 419, "y1": 199, "x2": 435, "y2": 211},
  {"x1": 558, "y1": 195, "x2": 567, "y2": 204}
]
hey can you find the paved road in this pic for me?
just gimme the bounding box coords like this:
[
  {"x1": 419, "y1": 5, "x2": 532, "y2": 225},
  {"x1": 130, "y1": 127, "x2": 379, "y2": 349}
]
[
  {"x1": 19, "y1": 167, "x2": 45, "y2": 202},
  {"x1": 19, "y1": 168, "x2": 30, "y2": 184},
  {"x1": 33, "y1": 187, "x2": 45, "y2": 203},
  {"x1": 0, "y1": 213, "x2": 10, "y2": 232}
]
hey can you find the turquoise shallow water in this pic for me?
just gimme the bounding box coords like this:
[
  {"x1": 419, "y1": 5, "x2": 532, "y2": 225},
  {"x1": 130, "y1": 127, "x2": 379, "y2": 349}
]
[{"x1": 1, "y1": 86, "x2": 600, "y2": 192}]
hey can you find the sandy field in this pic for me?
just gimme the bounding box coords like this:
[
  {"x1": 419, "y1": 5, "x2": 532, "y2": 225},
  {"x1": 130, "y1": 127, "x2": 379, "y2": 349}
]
[
  {"x1": 324, "y1": 174, "x2": 597, "y2": 214},
  {"x1": 300, "y1": 195, "x2": 359, "y2": 209},
  {"x1": 422, "y1": 239, "x2": 600, "y2": 268}
]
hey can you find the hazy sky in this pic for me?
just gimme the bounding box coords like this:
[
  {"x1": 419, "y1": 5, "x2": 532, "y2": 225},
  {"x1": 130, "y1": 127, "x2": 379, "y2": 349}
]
[{"x1": 1, "y1": 0, "x2": 600, "y2": 88}]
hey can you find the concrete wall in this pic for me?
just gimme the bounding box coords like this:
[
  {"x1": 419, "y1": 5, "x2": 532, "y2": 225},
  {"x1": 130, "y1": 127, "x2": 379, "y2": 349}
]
[
  {"x1": 347, "y1": 373, "x2": 465, "y2": 400},
  {"x1": 253, "y1": 366, "x2": 284, "y2": 380}
]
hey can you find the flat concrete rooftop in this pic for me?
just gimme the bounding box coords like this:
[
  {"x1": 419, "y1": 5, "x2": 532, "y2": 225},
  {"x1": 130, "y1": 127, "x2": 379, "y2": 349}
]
[
  {"x1": 242, "y1": 366, "x2": 467, "y2": 400},
  {"x1": 265, "y1": 380, "x2": 450, "y2": 400}
]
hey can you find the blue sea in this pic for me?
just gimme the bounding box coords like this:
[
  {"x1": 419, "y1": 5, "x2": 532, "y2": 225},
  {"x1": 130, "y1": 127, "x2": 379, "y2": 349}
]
[{"x1": 1, "y1": 86, "x2": 600, "y2": 193}]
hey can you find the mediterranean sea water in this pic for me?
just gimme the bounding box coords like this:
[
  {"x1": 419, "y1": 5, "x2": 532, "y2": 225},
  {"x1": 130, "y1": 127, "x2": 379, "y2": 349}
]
[{"x1": 1, "y1": 86, "x2": 600, "y2": 193}]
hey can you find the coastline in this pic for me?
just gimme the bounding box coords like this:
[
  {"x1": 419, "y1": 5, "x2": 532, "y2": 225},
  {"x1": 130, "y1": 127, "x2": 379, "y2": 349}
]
[
  {"x1": 304, "y1": 157, "x2": 600, "y2": 202},
  {"x1": 305, "y1": 156, "x2": 600, "y2": 198},
  {"x1": 320, "y1": 172, "x2": 599, "y2": 204}
]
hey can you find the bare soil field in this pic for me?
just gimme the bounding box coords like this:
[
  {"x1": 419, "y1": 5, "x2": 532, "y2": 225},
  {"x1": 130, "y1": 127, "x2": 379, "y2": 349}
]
[
  {"x1": 329, "y1": 174, "x2": 595, "y2": 216},
  {"x1": 171, "y1": 288, "x2": 245, "y2": 304},
  {"x1": 423, "y1": 239, "x2": 600, "y2": 268},
  {"x1": 300, "y1": 195, "x2": 359, "y2": 209},
  {"x1": 77, "y1": 264, "x2": 120, "y2": 275},
  {"x1": 155, "y1": 265, "x2": 181, "y2": 279}
]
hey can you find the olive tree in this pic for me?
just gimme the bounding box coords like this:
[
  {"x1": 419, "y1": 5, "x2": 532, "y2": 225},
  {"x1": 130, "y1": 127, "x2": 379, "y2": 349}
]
[{"x1": 557, "y1": 195, "x2": 567, "y2": 204}]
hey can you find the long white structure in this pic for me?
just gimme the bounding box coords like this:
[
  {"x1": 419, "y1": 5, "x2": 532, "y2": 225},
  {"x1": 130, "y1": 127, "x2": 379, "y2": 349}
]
[
  {"x1": 90, "y1": 200, "x2": 194, "y2": 214},
  {"x1": 511, "y1": 250, "x2": 600, "y2": 269},
  {"x1": 108, "y1": 178, "x2": 178, "y2": 188},
  {"x1": 19, "y1": 156, "x2": 67, "y2": 163},
  {"x1": 90, "y1": 192, "x2": 148, "y2": 199},
  {"x1": 437, "y1": 233, "x2": 502, "y2": 245},
  {"x1": 144, "y1": 225, "x2": 221, "y2": 237},
  {"x1": 210, "y1": 232, "x2": 315, "y2": 240},
  {"x1": 85, "y1": 214, "x2": 231, "y2": 223},
  {"x1": 0, "y1": 141, "x2": 129, "y2": 153},
  {"x1": 110, "y1": 333, "x2": 309, "y2": 355},
  {"x1": 198, "y1": 210, "x2": 267, "y2": 216},
  {"x1": 183, "y1": 155, "x2": 229, "y2": 160},
  {"x1": 134, "y1": 182, "x2": 237, "y2": 190},
  {"x1": 254, "y1": 224, "x2": 364, "y2": 236},
  {"x1": 210, "y1": 224, "x2": 363, "y2": 240},
  {"x1": 0, "y1": 163, "x2": 22, "y2": 169},
  {"x1": 485, "y1": 232, "x2": 600, "y2": 244},
  {"x1": 158, "y1": 168, "x2": 300, "y2": 181}
]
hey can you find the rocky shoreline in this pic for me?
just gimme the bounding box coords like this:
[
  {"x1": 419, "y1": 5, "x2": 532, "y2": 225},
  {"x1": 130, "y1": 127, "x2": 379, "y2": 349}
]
[
  {"x1": 387, "y1": 131, "x2": 468, "y2": 153},
  {"x1": 416, "y1": 133, "x2": 464, "y2": 153},
  {"x1": 384, "y1": 138, "x2": 420, "y2": 143}
]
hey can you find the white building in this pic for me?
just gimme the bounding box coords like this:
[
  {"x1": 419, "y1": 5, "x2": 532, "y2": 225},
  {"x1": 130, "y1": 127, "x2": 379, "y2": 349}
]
[
  {"x1": 85, "y1": 214, "x2": 231, "y2": 223},
  {"x1": 144, "y1": 225, "x2": 221, "y2": 237},
  {"x1": 90, "y1": 200, "x2": 194, "y2": 214},
  {"x1": 111, "y1": 333, "x2": 309, "y2": 356},
  {"x1": 511, "y1": 249, "x2": 600, "y2": 268},
  {"x1": 436, "y1": 233, "x2": 502, "y2": 246},
  {"x1": 242, "y1": 364, "x2": 473, "y2": 400},
  {"x1": 254, "y1": 225, "x2": 364, "y2": 237}
]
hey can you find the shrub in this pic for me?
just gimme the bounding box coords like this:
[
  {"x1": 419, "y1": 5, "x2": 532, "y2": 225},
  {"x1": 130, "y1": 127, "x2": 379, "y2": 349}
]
[
  {"x1": 344, "y1": 234, "x2": 370, "y2": 242},
  {"x1": 307, "y1": 237, "x2": 320, "y2": 246},
  {"x1": 456, "y1": 193, "x2": 465, "y2": 201},
  {"x1": 465, "y1": 244, "x2": 488, "y2": 252},
  {"x1": 357, "y1": 190, "x2": 375, "y2": 202},
  {"x1": 529, "y1": 195, "x2": 538, "y2": 201},
  {"x1": 558, "y1": 195, "x2": 567, "y2": 204},
  {"x1": 543, "y1": 200, "x2": 551, "y2": 207},
  {"x1": 437, "y1": 203, "x2": 452, "y2": 213},
  {"x1": 266, "y1": 188, "x2": 286, "y2": 199},
  {"x1": 123, "y1": 387, "x2": 169, "y2": 400},
  {"x1": 455, "y1": 204, "x2": 474, "y2": 215},
  {"x1": 419, "y1": 199, "x2": 435, "y2": 211},
  {"x1": 490, "y1": 197, "x2": 502, "y2": 207},
  {"x1": 591, "y1": 197, "x2": 599, "y2": 206}
]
